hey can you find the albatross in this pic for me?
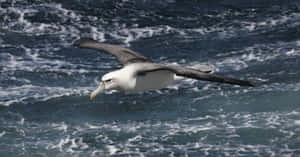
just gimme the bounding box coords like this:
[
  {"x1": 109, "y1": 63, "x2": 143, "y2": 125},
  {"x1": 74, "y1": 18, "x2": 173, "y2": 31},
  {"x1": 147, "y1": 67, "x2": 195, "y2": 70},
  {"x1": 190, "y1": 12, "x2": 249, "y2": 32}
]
[{"x1": 74, "y1": 38, "x2": 254, "y2": 100}]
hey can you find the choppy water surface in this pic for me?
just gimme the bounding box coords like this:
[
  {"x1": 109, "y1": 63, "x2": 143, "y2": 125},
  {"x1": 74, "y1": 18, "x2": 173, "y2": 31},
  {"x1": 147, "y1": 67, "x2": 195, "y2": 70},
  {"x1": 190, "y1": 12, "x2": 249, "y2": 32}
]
[{"x1": 1, "y1": 0, "x2": 300, "y2": 156}]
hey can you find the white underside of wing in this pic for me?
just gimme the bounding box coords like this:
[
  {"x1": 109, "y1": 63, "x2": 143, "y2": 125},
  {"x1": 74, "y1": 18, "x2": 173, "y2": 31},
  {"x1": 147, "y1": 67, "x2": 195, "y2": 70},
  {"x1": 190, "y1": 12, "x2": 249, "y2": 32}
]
[
  {"x1": 113, "y1": 63, "x2": 186, "y2": 92},
  {"x1": 132, "y1": 70, "x2": 178, "y2": 92}
]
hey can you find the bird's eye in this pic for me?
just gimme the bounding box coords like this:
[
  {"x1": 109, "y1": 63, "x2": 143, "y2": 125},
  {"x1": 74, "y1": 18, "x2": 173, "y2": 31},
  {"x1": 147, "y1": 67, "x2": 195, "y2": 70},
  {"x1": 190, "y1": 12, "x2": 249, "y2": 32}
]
[{"x1": 105, "y1": 79, "x2": 113, "y2": 82}]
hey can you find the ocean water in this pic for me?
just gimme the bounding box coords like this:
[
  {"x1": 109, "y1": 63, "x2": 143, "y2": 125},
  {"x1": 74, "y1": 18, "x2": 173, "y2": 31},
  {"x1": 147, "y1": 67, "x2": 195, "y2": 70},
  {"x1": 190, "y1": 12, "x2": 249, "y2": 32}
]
[{"x1": 1, "y1": 0, "x2": 300, "y2": 156}]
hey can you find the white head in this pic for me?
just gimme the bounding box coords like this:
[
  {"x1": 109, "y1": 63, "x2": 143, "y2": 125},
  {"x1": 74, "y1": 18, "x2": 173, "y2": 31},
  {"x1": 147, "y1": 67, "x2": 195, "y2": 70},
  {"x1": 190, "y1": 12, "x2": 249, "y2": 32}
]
[{"x1": 90, "y1": 71, "x2": 121, "y2": 100}]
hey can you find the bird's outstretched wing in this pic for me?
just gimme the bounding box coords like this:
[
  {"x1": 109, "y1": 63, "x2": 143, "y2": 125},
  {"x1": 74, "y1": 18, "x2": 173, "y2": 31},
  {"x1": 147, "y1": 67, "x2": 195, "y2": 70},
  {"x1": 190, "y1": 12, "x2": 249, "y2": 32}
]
[
  {"x1": 74, "y1": 38, "x2": 150, "y2": 65},
  {"x1": 136, "y1": 63, "x2": 255, "y2": 87}
]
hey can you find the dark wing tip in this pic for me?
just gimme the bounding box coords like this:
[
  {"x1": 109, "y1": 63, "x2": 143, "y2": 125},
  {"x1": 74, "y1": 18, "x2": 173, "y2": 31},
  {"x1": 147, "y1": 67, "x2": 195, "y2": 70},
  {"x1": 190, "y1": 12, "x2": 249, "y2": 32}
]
[
  {"x1": 238, "y1": 80, "x2": 256, "y2": 87},
  {"x1": 248, "y1": 81, "x2": 256, "y2": 87},
  {"x1": 73, "y1": 37, "x2": 98, "y2": 47}
]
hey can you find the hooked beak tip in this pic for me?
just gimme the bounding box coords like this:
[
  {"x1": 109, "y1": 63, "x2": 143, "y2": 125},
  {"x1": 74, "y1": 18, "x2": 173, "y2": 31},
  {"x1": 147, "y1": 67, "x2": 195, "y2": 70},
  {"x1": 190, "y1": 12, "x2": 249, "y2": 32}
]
[
  {"x1": 90, "y1": 93, "x2": 94, "y2": 100},
  {"x1": 90, "y1": 82, "x2": 105, "y2": 100}
]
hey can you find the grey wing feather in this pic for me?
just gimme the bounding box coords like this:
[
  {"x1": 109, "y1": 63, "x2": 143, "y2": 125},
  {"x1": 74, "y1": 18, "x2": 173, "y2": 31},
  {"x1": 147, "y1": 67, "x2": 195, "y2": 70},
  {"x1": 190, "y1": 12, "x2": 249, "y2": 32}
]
[
  {"x1": 136, "y1": 63, "x2": 255, "y2": 87},
  {"x1": 74, "y1": 38, "x2": 150, "y2": 65}
]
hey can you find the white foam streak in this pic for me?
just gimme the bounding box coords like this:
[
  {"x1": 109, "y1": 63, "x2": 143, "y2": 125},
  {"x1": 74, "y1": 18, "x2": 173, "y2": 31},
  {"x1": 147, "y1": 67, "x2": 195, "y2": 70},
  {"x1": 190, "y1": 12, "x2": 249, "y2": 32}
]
[
  {"x1": 0, "y1": 131, "x2": 6, "y2": 138},
  {"x1": 41, "y1": 109, "x2": 300, "y2": 156},
  {"x1": 106, "y1": 145, "x2": 119, "y2": 155},
  {"x1": 52, "y1": 122, "x2": 68, "y2": 133},
  {"x1": 1, "y1": 45, "x2": 95, "y2": 75},
  {"x1": 0, "y1": 85, "x2": 91, "y2": 106},
  {"x1": 109, "y1": 25, "x2": 180, "y2": 46},
  {"x1": 244, "y1": 13, "x2": 300, "y2": 32},
  {"x1": 286, "y1": 49, "x2": 300, "y2": 56},
  {"x1": 48, "y1": 136, "x2": 89, "y2": 154}
]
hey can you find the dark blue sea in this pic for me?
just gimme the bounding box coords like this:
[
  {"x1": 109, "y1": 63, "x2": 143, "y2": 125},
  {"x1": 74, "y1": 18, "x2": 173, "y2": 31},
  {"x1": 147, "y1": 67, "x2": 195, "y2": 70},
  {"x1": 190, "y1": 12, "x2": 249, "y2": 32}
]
[{"x1": 1, "y1": 0, "x2": 300, "y2": 156}]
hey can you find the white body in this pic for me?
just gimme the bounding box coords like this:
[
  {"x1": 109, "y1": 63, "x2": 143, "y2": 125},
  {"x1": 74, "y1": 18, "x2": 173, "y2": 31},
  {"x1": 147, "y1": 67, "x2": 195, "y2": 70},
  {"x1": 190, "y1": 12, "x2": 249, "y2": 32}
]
[
  {"x1": 102, "y1": 63, "x2": 184, "y2": 92},
  {"x1": 133, "y1": 69, "x2": 176, "y2": 92}
]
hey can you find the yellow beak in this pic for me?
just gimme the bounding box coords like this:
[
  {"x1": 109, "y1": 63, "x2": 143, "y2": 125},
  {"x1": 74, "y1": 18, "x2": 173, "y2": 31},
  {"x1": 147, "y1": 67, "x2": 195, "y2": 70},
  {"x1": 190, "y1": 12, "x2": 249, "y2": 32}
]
[
  {"x1": 90, "y1": 82, "x2": 105, "y2": 100},
  {"x1": 90, "y1": 93, "x2": 95, "y2": 100}
]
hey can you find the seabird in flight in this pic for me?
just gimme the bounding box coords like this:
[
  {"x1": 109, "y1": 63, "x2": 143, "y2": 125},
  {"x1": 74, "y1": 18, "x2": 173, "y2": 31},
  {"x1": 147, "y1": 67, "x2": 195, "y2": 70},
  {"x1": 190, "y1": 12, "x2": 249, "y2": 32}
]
[{"x1": 74, "y1": 38, "x2": 254, "y2": 100}]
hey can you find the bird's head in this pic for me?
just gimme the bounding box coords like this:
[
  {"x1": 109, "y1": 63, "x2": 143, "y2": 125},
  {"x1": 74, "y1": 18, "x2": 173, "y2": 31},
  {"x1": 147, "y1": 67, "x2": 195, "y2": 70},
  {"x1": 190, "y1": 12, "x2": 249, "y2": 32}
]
[{"x1": 90, "y1": 72, "x2": 120, "y2": 100}]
